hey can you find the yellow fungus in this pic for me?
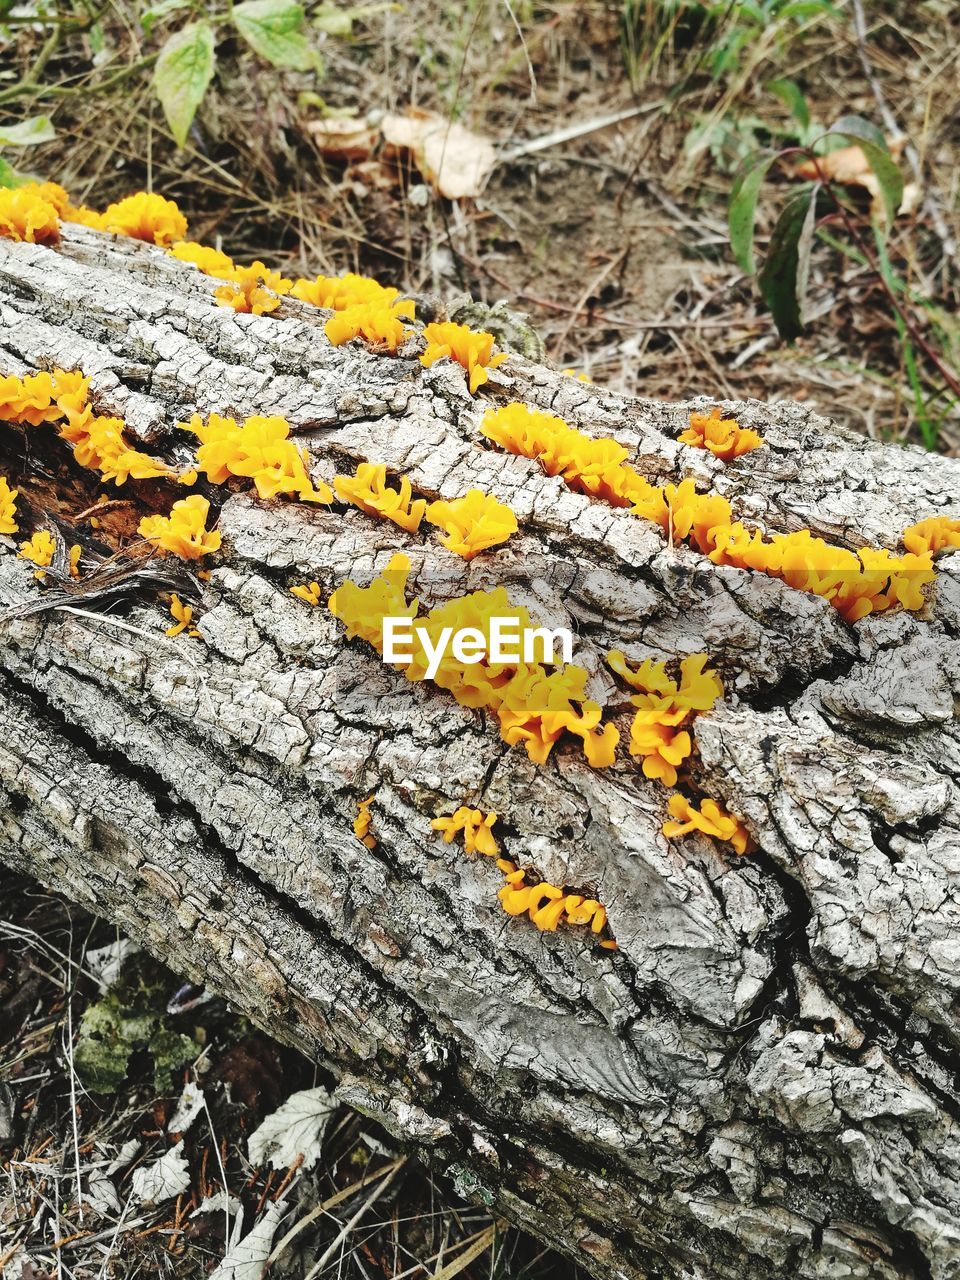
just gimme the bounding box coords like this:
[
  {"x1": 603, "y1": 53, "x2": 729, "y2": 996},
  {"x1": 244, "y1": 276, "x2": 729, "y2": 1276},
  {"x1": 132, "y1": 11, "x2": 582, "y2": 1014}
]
[{"x1": 425, "y1": 489, "x2": 518, "y2": 559}]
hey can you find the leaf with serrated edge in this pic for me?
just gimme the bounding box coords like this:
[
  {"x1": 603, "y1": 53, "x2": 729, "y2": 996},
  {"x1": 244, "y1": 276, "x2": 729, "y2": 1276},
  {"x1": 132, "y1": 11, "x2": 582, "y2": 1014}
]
[{"x1": 247, "y1": 1085, "x2": 335, "y2": 1170}]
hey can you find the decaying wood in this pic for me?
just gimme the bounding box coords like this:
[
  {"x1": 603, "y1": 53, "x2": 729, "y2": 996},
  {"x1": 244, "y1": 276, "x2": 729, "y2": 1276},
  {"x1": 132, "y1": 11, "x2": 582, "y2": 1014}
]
[{"x1": 1, "y1": 227, "x2": 959, "y2": 1280}]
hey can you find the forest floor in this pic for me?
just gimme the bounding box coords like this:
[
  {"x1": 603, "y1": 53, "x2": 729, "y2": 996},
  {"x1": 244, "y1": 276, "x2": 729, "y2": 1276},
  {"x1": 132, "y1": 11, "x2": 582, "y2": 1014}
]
[{"x1": 1, "y1": 1, "x2": 959, "y2": 1277}]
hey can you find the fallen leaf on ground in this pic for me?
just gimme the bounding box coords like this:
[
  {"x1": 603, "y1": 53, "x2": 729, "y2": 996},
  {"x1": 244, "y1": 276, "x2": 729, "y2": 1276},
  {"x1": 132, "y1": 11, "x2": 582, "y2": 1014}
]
[
  {"x1": 307, "y1": 116, "x2": 379, "y2": 160},
  {"x1": 208, "y1": 1199, "x2": 289, "y2": 1280},
  {"x1": 381, "y1": 109, "x2": 496, "y2": 198},
  {"x1": 247, "y1": 1084, "x2": 335, "y2": 1170},
  {"x1": 131, "y1": 1139, "x2": 190, "y2": 1204},
  {"x1": 791, "y1": 136, "x2": 911, "y2": 218},
  {"x1": 167, "y1": 1080, "x2": 205, "y2": 1135}
]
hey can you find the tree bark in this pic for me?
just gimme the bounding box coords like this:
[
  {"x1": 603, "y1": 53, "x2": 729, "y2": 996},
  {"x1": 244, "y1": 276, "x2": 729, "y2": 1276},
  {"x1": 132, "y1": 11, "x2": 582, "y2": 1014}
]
[{"x1": 1, "y1": 227, "x2": 960, "y2": 1280}]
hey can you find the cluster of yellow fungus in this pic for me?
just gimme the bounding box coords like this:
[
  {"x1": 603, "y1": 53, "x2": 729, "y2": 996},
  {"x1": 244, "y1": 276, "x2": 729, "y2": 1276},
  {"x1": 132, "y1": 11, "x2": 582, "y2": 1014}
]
[
  {"x1": 0, "y1": 368, "x2": 174, "y2": 485},
  {"x1": 497, "y1": 864, "x2": 616, "y2": 945},
  {"x1": 431, "y1": 806, "x2": 500, "y2": 856},
  {"x1": 324, "y1": 301, "x2": 413, "y2": 351},
  {"x1": 354, "y1": 795, "x2": 376, "y2": 849},
  {"x1": 9, "y1": 184, "x2": 189, "y2": 245},
  {"x1": 425, "y1": 489, "x2": 518, "y2": 560},
  {"x1": 166, "y1": 594, "x2": 200, "y2": 638},
  {"x1": 328, "y1": 553, "x2": 620, "y2": 767},
  {"x1": 0, "y1": 475, "x2": 17, "y2": 534},
  {"x1": 19, "y1": 529, "x2": 56, "y2": 577},
  {"x1": 291, "y1": 272, "x2": 416, "y2": 352},
  {"x1": 607, "y1": 651, "x2": 722, "y2": 786},
  {"x1": 420, "y1": 321, "x2": 507, "y2": 394},
  {"x1": 481, "y1": 402, "x2": 937, "y2": 625},
  {"x1": 182, "y1": 413, "x2": 332, "y2": 504},
  {"x1": 902, "y1": 515, "x2": 960, "y2": 557},
  {"x1": 138, "y1": 494, "x2": 221, "y2": 560},
  {"x1": 213, "y1": 263, "x2": 293, "y2": 316},
  {"x1": 333, "y1": 463, "x2": 426, "y2": 532},
  {"x1": 290, "y1": 580, "x2": 322, "y2": 606},
  {"x1": 430, "y1": 804, "x2": 615, "y2": 945},
  {"x1": 0, "y1": 186, "x2": 60, "y2": 245},
  {"x1": 561, "y1": 368, "x2": 592, "y2": 383},
  {"x1": 98, "y1": 192, "x2": 188, "y2": 245},
  {"x1": 662, "y1": 794, "x2": 754, "y2": 856},
  {"x1": 679, "y1": 406, "x2": 764, "y2": 460}
]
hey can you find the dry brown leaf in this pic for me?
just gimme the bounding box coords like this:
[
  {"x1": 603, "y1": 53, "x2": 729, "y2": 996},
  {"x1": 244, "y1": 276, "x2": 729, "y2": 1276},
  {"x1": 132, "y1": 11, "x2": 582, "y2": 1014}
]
[
  {"x1": 791, "y1": 137, "x2": 912, "y2": 219},
  {"x1": 307, "y1": 116, "x2": 379, "y2": 161},
  {"x1": 380, "y1": 109, "x2": 496, "y2": 199}
]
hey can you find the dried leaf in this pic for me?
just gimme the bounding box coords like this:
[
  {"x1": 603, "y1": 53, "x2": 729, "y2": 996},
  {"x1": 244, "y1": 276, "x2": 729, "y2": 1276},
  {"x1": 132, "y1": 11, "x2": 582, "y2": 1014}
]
[
  {"x1": 247, "y1": 1084, "x2": 335, "y2": 1170},
  {"x1": 307, "y1": 116, "x2": 378, "y2": 160},
  {"x1": 168, "y1": 1080, "x2": 205, "y2": 1135},
  {"x1": 85, "y1": 938, "x2": 140, "y2": 990},
  {"x1": 208, "y1": 1199, "x2": 289, "y2": 1280},
  {"x1": 131, "y1": 1139, "x2": 190, "y2": 1204},
  {"x1": 381, "y1": 110, "x2": 496, "y2": 199},
  {"x1": 792, "y1": 132, "x2": 906, "y2": 221}
]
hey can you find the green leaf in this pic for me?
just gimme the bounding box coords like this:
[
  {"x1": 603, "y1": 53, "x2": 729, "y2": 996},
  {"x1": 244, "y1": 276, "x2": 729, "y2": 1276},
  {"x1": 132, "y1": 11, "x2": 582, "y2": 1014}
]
[
  {"x1": 232, "y1": 0, "x2": 317, "y2": 70},
  {"x1": 728, "y1": 150, "x2": 777, "y2": 274},
  {"x1": 0, "y1": 157, "x2": 18, "y2": 188},
  {"x1": 823, "y1": 113, "x2": 904, "y2": 225},
  {"x1": 767, "y1": 76, "x2": 809, "y2": 130},
  {"x1": 141, "y1": 0, "x2": 192, "y2": 38},
  {"x1": 758, "y1": 182, "x2": 819, "y2": 341},
  {"x1": 0, "y1": 116, "x2": 56, "y2": 147},
  {"x1": 153, "y1": 21, "x2": 215, "y2": 148}
]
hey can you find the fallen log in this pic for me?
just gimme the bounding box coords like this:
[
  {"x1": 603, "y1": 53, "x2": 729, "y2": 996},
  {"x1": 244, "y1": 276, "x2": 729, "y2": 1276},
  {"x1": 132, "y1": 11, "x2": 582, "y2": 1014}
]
[{"x1": 1, "y1": 224, "x2": 960, "y2": 1280}]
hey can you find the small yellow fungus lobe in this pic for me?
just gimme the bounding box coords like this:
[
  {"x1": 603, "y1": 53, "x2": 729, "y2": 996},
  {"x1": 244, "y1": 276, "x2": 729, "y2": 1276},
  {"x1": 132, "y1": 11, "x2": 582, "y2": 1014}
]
[
  {"x1": 99, "y1": 192, "x2": 188, "y2": 246},
  {"x1": 902, "y1": 515, "x2": 960, "y2": 557},
  {"x1": 19, "y1": 529, "x2": 56, "y2": 573},
  {"x1": 0, "y1": 187, "x2": 60, "y2": 244},
  {"x1": 169, "y1": 240, "x2": 236, "y2": 278},
  {"x1": 139, "y1": 494, "x2": 221, "y2": 560},
  {"x1": 68, "y1": 543, "x2": 81, "y2": 578},
  {"x1": 608, "y1": 651, "x2": 722, "y2": 787},
  {"x1": 0, "y1": 476, "x2": 19, "y2": 534},
  {"x1": 679, "y1": 406, "x2": 763, "y2": 460},
  {"x1": 165, "y1": 594, "x2": 199, "y2": 637},
  {"x1": 333, "y1": 463, "x2": 426, "y2": 533},
  {"x1": 182, "y1": 413, "x2": 332, "y2": 504},
  {"x1": 354, "y1": 795, "x2": 376, "y2": 848},
  {"x1": 662, "y1": 793, "x2": 755, "y2": 856},
  {"x1": 431, "y1": 806, "x2": 499, "y2": 857},
  {"x1": 214, "y1": 262, "x2": 293, "y2": 316},
  {"x1": 561, "y1": 368, "x2": 592, "y2": 383},
  {"x1": 291, "y1": 581, "x2": 322, "y2": 606},
  {"x1": 329, "y1": 556, "x2": 619, "y2": 768},
  {"x1": 420, "y1": 322, "x2": 508, "y2": 394},
  {"x1": 497, "y1": 862, "x2": 615, "y2": 946},
  {"x1": 425, "y1": 489, "x2": 518, "y2": 559}
]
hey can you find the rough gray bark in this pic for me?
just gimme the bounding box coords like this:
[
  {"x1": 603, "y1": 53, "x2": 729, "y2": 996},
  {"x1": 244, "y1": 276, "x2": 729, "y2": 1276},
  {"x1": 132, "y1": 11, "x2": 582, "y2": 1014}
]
[{"x1": 1, "y1": 227, "x2": 960, "y2": 1280}]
